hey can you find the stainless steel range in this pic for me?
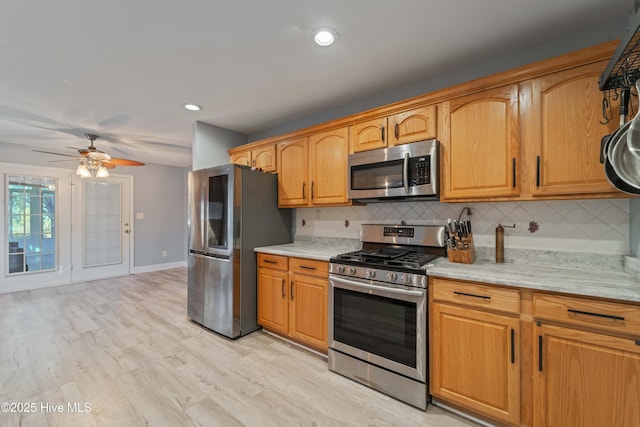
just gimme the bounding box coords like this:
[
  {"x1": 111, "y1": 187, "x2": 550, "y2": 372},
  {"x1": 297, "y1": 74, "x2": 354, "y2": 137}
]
[{"x1": 328, "y1": 224, "x2": 447, "y2": 410}]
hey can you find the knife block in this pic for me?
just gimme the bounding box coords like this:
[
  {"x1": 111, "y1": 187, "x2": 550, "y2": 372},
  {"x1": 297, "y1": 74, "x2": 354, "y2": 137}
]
[{"x1": 447, "y1": 233, "x2": 476, "y2": 264}]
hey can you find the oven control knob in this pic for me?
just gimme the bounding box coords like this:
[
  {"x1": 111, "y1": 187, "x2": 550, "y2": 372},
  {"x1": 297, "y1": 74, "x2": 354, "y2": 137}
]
[
  {"x1": 366, "y1": 269, "x2": 376, "y2": 279},
  {"x1": 349, "y1": 267, "x2": 357, "y2": 275},
  {"x1": 337, "y1": 265, "x2": 345, "y2": 274},
  {"x1": 387, "y1": 272, "x2": 398, "y2": 281},
  {"x1": 400, "y1": 273, "x2": 410, "y2": 284}
]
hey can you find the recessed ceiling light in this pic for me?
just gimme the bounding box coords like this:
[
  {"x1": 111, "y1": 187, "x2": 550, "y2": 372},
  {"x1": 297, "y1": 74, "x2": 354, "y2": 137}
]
[
  {"x1": 314, "y1": 28, "x2": 337, "y2": 47},
  {"x1": 184, "y1": 103, "x2": 203, "y2": 111}
]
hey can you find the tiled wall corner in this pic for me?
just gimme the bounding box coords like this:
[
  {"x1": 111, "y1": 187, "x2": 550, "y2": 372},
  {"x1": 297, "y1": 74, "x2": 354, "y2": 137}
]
[{"x1": 294, "y1": 199, "x2": 630, "y2": 255}]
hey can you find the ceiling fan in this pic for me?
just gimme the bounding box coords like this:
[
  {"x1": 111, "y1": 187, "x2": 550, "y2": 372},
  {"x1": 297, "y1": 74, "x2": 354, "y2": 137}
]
[{"x1": 33, "y1": 133, "x2": 145, "y2": 178}]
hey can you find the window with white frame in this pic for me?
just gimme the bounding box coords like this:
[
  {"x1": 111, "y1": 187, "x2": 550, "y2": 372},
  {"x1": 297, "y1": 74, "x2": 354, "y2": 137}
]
[{"x1": 6, "y1": 175, "x2": 57, "y2": 274}]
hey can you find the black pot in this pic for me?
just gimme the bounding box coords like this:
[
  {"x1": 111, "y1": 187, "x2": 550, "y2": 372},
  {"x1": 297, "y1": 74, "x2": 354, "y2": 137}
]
[{"x1": 604, "y1": 121, "x2": 640, "y2": 195}]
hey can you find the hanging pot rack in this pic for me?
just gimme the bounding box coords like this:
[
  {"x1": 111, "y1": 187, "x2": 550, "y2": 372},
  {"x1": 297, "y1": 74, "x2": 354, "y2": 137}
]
[{"x1": 600, "y1": 4, "x2": 640, "y2": 91}]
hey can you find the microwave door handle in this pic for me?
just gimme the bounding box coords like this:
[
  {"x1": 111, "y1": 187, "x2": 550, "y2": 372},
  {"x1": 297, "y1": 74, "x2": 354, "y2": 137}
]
[{"x1": 403, "y1": 152, "x2": 410, "y2": 194}]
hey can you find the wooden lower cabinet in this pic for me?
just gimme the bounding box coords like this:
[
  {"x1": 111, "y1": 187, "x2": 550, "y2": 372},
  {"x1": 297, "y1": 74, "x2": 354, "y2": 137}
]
[
  {"x1": 431, "y1": 299, "x2": 520, "y2": 425},
  {"x1": 533, "y1": 323, "x2": 640, "y2": 427},
  {"x1": 289, "y1": 273, "x2": 328, "y2": 350},
  {"x1": 257, "y1": 253, "x2": 329, "y2": 353},
  {"x1": 257, "y1": 266, "x2": 288, "y2": 334}
]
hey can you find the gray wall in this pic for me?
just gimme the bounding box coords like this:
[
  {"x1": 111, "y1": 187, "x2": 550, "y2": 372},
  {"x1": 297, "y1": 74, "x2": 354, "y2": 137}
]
[
  {"x1": 0, "y1": 141, "x2": 187, "y2": 268},
  {"x1": 192, "y1": 121, "x2": 247, "y2": 170},
  {"x1": 242, "y1": 16, "x2": 640, "y2": 256}
]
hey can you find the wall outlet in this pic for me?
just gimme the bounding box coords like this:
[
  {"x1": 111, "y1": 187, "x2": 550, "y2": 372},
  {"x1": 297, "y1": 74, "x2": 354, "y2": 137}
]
[{"x1": 162, "y1": 250, "x2": 167, "y2": 257}]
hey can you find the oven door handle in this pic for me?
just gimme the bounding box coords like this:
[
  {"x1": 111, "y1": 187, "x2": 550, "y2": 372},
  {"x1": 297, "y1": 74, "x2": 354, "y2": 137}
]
[
  {"x1": 403, "y1": 152, "x2": 410, "y2": 194},
  {"x1": 331, "y1": 275, "x2": 425, "y2": 298}
]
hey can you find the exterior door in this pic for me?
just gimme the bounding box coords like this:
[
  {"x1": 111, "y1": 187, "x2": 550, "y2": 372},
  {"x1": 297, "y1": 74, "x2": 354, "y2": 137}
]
[{"x1": 71, "y1": 175, "x2": 132, "y2": 282}]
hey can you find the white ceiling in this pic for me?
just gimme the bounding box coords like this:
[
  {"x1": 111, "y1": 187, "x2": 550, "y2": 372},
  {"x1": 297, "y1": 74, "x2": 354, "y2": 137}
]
[{"x1": 0, "y1": 0, "x2": 631, "y2": 167}]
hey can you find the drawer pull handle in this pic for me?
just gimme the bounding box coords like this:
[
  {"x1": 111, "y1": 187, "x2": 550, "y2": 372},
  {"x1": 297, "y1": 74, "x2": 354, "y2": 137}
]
[
  {"x1": 264, "y1": 259, "x2": 277, "y2": 264},
  {"x1": 567, "y1": 309, "x2": 624, "y2": 321},
  {"x1": 299, "y1": 265, "x2": 317, "y2": 270},
  {"x1": 453, "y1": 291, "x2": 491, "y2": 300},
  {"x1": 510, "y1": 328, "x2": 515, "y2": 364}
]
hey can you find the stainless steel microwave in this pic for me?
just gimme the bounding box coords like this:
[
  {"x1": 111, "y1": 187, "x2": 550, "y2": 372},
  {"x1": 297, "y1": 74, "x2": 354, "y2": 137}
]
[{"x1": 348, "y1": 139, "x2": 439, "y2": 201}]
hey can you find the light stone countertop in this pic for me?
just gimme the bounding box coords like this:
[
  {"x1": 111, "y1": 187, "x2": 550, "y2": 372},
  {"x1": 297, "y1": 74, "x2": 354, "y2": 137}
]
[
  {"x1": 427, "y1": 257, "x2": 640, "y2": 303},
  {"x1": 254, "y1": 238, "x2": 360, "y2": 262},
  {"x1": 254, "y1": 240, "x2": 640, "y2": 303}
]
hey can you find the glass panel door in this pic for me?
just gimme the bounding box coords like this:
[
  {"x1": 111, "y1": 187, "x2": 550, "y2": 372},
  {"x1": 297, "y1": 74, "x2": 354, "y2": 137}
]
[
  {"x1": 6, "y1": 175, "x2": 57, "y2": 274},
  {"x1": 83, "y1": 181, "x2": 121, "y2": 267},
  {"x1": 71, "y1": 175, "x2": 131, "y2": 282}
]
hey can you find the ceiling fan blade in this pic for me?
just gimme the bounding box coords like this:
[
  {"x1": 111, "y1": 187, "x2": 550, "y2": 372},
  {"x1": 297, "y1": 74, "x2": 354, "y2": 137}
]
[
  {"x1": 33, "y1": 149, "x2": 78, "y2": 158},
  {"x1": 48, "y1": 159, "x2": 79, "y2": 163},
  {"x1": 108, "y1": 158, "x2": 145, "y2": 166},
  {"x1": 102, "y1": 162, "x2": 116, "y2": 169}
]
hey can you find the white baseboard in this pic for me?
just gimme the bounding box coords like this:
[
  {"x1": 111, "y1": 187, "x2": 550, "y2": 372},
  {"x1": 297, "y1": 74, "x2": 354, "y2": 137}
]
[{"x1": 132, "y1": 261, "x2": 187, "y2": 274}]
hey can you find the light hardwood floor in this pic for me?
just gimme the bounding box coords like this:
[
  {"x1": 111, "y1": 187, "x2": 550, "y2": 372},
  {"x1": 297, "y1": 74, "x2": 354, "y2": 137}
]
[{"x1": 0, "y1": 268, "x2": 479, "y2": 427}]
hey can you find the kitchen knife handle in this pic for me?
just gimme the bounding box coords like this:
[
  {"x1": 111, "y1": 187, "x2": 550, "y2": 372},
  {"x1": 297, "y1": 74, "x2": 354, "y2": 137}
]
[
  {"x1": 536, "y1": 156, "x2": 541, "y2": 187},
  {"x1": 394, "y1": 123, "x2": 399, "y2": 139},
  {"x1": 290, "y1": 281, "x2": 294, "y2": 300},
  {"x1": 381, "y1": 125, "x2": 385, "y2": 142},
  {"x1": 512, "y1": 158, "x2": 516, "y2": 188},
  {"x1": 302, "y1": 182, "x2": 306, "y2": 199}
]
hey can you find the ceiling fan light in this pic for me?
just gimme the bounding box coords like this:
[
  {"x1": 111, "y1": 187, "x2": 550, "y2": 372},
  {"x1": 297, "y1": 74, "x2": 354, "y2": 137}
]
[
  {"x1": 96, "y1": 164, "x2": 109, "y2": 178},
  {"x1": 77, "y1": 162, "x2": 91, "y2": 177}
]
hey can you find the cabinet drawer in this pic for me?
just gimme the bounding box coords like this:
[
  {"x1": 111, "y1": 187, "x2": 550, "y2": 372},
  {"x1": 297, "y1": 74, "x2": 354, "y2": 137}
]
[
  {"x1": 533, "y1": 293, "x2": 640, "y2": 337},
  {"x1": 257, "y1": 253, "x2": 288, "y2": 271},
  {"x1": 289, "y1": 257, "x2": 328, "y2": 278},
  {"x1": 432, "y1": 278, "x2": 520, "y2": 315}
]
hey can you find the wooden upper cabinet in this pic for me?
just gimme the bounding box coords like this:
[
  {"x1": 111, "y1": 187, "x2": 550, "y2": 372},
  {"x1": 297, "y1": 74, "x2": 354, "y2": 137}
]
[
  {"x1": 230, "y1": 151, "x2": 250, "y2": 167},
  {"x1": 349, "y1": 105, "x2": 437, "y2": 153},
  {"x1": 349, "y1": 117, "x2": 387, "y2": 153},
  {"x1": 230, "y1": 144, "x2": 276, "y2": 172},
  {"x1": 309, "y1": 127, "x2": 349, "y2": 205},
  {"x1": 442, "y1": 84, "x2": 520, "y2": 200},
  {"x1": 277, "y1": 128, "x2": 349, "y2": 207},
  {"x1": 277, "y1": 137, "x2": 308, "y2": 207},
  {"x1": 522, "y1": 61, "x2": 623, "y2": 197},
  {"x1": 252, "y1": 144, "x2": 276, "y2": 172},
  {"x1": 389, "y1": 105, "x2": 437, "y2": 145}
]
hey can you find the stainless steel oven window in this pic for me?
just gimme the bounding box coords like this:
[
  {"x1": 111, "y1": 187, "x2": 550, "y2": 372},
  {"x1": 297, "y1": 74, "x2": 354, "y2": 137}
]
[
  {"x1": 334, "y1": 287, "x2": 417, "y2": 367},
  {"x1": 329, "y1": 275, "x2": 427, "y2": 381}
]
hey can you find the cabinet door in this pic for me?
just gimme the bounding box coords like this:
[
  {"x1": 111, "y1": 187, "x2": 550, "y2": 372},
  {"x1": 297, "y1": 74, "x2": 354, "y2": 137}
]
[
  {"x1": 442, "y1": 85, "x2": 519, "y2": 199},
  {"x1": 289, "y1": 273, "x2": 328, "y2": 352},
  {"x1": 230, "y1": 151, "x2": 250, "y2": 167},
  {"x1": 309, "y1": 127, "x2": 349, "y2": 205},
  {"x1": 349, "y1": 117, "x2": 387, "y2": 152},
  {"x1": 277, "y1": 137, "x2": 309, "y2": 207},
  {"x1": 389, "y1": 105, "x2": 437, "y2": 145},
  {"x1": 431, "y1": 303, "x2": 520, "y2": 425},
  {"x1": 257, "y1": 268, "x2": 289, "y2": 334},
  {"x1": 252, "y1": 145, "x2": 276, "y2": 172},
  {"x1": 534, "y1": 323, "x2": 640, "y2": 427},
  {"x1": 524, "y1": 61, "x2": 623, "y2": 196}
]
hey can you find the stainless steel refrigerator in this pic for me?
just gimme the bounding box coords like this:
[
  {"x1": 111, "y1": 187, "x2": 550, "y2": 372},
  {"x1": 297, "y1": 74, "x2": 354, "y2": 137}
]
[{"x1": 187, "y1": 164, "x2": 292, "y2": 338}]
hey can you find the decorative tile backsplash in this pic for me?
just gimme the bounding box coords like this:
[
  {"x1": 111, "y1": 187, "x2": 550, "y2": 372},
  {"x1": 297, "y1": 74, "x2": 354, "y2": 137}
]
[{"x1": 294, "y1": 199, "x2": 630, "y2": 255}]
